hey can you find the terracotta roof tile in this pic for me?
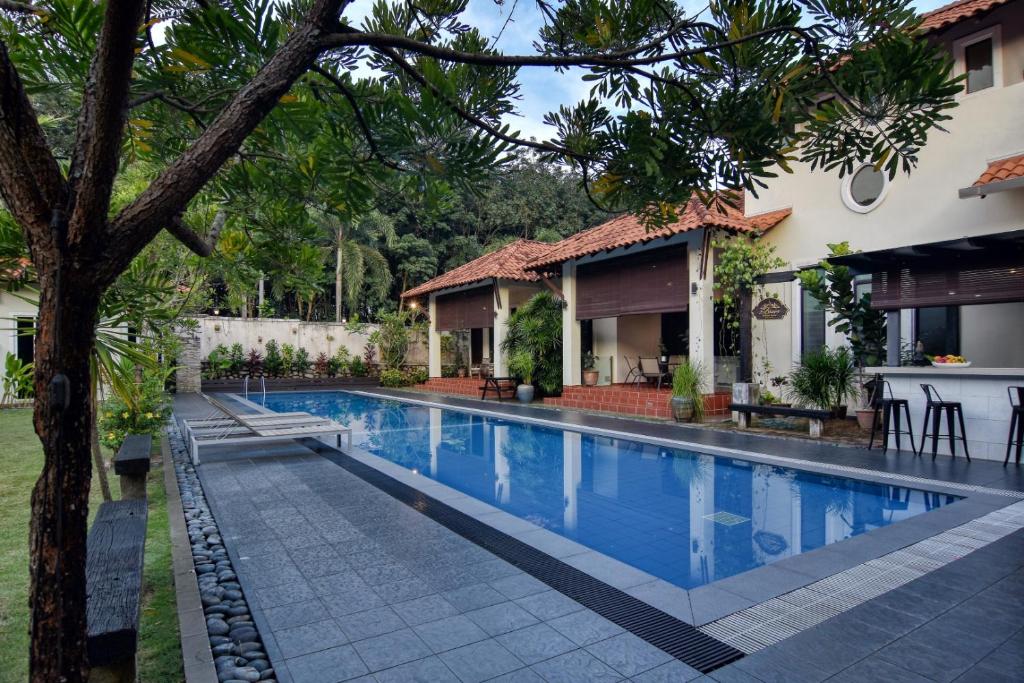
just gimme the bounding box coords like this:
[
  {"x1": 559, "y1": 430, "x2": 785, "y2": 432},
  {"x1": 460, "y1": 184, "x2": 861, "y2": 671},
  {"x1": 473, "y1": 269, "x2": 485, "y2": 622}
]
[
  {"x1": 919, "y1": 0, "x2": 1011, "y2": 32},
  {"x1": 972, "y1": 153, "x2": 1024, "y2": 187},
  {"x1": 526, "y1": 195, "x2": 791, "y2": 270},
  {"x1": 401, "y1": 239, "x2": 554, "y2": 298}
]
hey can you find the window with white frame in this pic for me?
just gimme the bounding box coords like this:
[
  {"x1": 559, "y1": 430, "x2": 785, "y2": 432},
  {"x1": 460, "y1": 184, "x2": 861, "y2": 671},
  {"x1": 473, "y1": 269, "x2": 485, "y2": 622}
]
[
  {"x1": 841, "y1": 163, "x2": 890, "y2": 213},
  {"x1": 953, "y1": 26, "x2": 1001, "y2": 95}
]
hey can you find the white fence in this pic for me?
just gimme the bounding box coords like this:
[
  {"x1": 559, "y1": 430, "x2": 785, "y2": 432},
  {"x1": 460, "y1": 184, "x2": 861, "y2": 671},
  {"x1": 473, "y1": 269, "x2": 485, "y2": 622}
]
[{"x1": 197, "y1": 316, "x2": 427, "y2": 365}]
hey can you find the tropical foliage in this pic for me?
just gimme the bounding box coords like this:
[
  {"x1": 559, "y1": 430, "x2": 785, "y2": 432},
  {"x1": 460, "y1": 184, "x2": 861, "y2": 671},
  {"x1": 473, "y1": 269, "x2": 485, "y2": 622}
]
[
  {"x1": 501, "y1": 293, "x2": 563, "y2": 394},
  {"x1": 787, "y1": 346, "x2": 857, "y2": 412},
  {"x1": 671, "y1": 360, "x2": 708, "y2": 423}
]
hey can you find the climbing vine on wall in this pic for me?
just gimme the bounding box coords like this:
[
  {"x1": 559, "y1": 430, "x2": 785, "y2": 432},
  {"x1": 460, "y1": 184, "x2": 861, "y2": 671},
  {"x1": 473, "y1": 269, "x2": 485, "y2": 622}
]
[{"x1": 712, "y1": 234, "x2": 786, "y2": 355}]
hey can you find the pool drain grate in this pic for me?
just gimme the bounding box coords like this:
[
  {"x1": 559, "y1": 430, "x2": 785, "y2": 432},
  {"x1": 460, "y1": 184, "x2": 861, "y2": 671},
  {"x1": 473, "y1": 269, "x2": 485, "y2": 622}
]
[
  {"x1": 703, "y1": 511, "x2": 750, "y2": 526},
  {"x1": 314, "y1": 444, "x2": 745, "y2": 675}
]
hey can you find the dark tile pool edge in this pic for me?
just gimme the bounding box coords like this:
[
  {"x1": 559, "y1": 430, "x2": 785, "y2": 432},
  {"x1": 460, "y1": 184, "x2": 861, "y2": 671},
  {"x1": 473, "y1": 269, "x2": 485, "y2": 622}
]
[{"x1": 308, "y1": 441, "x2": 746, "y2": 674}]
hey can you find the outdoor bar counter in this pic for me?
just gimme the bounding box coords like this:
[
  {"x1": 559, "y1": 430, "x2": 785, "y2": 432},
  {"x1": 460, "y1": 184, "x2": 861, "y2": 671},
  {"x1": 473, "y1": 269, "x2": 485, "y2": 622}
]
[{"x1": 866, "y1": 366, "x2": 1024, "y2": 462}]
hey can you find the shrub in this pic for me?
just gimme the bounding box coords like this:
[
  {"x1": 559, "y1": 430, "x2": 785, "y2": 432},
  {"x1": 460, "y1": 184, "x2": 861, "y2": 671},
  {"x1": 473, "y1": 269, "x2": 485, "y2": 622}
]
[
  {"x1": 363, "y1": 343, "x2": 377, "y2": 369},
  {"x1": 205, "y1": 344, "x2": 231, "y2": 378},
  {"x1": 2, "y1": 352, "x2": 33, "y2": 405},
  {"x1": 788, "y1": 346, "x2": 856, "y2": 411},
  {"x1": 349, "y1": 356, "x2": 367, "y2": 376},
  {"x1": 264, "y1": 340, "x2": 283, "y2": 377},
  {"x1": 501, "y1": 292, "x2": 562, "y2": 395},
  {"x1": 508, "y1": 351, "x2": 535, "y2": 385},
  {"x1": 379, "y1": 368, "x2": 411, "y2": 387},
  {"x1": 407, "y1": 367, "x2": 429, "y2": 385},
  {"x1": 228, "y1": 343, "x2": 245, "y2": 373},
  {"x1": 372, "y1": 312, "x2": 415, "y2": 369},
  {"x1": 314, "y1": 352, "x2": 330, "y2": 376},
  {"x1": 246, "y1": 348, "x2": 263, "y2": 374},
  {"x1": 280, "y1": 343, "x2": 295, "y2": 374},
  {"x1": 98, "y1": 371, "x2": 171, "y2": 450},
  {"x1": 671, "y1": 360, "x2": 708, "y2": 422},
  {"x1": 294, "y1": 347, "x2": 311, "y2": 375}
]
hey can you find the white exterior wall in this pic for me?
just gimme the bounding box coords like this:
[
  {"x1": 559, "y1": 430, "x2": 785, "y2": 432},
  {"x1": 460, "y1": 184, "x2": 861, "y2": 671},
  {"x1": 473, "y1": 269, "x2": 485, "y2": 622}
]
[
  {"x1": 0, "y1": 289, "x2": 37, "y2": 364},
  {"x1": 750, "y1": 3, "x2": 1024, "y2": 380}
]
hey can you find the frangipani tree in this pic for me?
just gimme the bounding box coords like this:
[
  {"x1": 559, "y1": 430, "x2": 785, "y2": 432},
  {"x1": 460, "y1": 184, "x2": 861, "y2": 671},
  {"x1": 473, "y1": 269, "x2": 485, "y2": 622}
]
[{"x1": 0, "y1": 0, "x2": 959, "y2": 679}]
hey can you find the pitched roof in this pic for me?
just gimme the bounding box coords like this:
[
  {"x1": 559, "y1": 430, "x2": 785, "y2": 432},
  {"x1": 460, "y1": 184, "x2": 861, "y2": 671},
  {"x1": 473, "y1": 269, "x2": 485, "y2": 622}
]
[
  {"x1": 919, "y1": 0, "x2": 1011, "y2": 32},
  {"x1": 525, "y1": 195, "x2": 792, "y2": 270},
  {"x1": 401, "y1": 239, "x2": 554, "y2": 298},
  {"x1": 972, "y1": 153, "x2": 1024, "y2": 187}
]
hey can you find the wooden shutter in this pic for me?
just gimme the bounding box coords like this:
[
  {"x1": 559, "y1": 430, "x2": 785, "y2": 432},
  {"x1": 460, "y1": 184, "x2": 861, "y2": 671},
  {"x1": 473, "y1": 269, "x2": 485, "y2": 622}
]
[
  {"x1": 871, "y1": 254, "x2": 1024, "y2": 309},
  {"x1": 435, "y1": 285, "x2": 494, "y2": 330},
  {"x1": 576, "y1": 246, "x2": 687, "y2": 319}
]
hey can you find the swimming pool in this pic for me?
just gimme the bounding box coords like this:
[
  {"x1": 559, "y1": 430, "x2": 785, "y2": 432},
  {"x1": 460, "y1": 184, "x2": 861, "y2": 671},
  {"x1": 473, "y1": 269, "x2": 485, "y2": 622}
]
[{"x1": 255, "y1": 390, "x2": 960, "y2": 590}]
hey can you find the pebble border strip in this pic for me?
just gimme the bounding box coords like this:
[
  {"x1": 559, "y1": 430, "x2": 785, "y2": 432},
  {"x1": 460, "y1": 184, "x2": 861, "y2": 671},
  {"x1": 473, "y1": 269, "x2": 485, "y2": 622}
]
[
  {"x1": 699, "y1": 499, "x2": 1024, "y2": 654},
  {"x1": 168, "y1": 422, "x2": 278, "y2": 683}
]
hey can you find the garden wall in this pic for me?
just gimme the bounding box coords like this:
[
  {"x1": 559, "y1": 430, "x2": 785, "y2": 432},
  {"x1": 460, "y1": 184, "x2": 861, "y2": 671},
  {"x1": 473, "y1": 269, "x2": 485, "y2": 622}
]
[{"x1": 196, "y1": 316, "x2": 428, "y2": 365}]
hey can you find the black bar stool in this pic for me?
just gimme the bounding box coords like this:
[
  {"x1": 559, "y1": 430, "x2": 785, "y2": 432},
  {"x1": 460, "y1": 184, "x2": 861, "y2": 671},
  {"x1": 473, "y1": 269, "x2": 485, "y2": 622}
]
[
  {"x1": 918, "y1": 384, "x2": 970, "y2": 460},
  {"x1": 1005, "y1": 386, "x2": 1024, "y2": 466},
  {"x1": 868, "y1": 379, "x2": 916, "y2": 453}
]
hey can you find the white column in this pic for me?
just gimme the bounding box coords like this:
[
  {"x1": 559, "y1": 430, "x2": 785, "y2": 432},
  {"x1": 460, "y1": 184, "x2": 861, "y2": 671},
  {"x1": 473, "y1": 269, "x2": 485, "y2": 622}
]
[
  {"x1": 563, "y1": 432, "x2": 582, "y2": 533},
  {"x1": 428, "y1": 293, "x2": 441, "y2": 377},
  {"x1": 562, "y1": 262, "x2": 581, "y2": 386},
  {"x1": 493, "y1": 282, "x2": 511, "y2": 376},
  {"x1": 688, "y1": 239, "x2": 715, "y2": 390}
]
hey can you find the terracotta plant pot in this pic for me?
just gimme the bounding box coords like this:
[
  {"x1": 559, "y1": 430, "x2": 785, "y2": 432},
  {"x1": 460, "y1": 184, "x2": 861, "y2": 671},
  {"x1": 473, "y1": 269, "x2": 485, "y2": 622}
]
[
  {"x1": 582, "y1": 369, "x2": 599, "y2": 386},
  {"x1": 855, "y1": 408, "x2": 877, "y2": 430}
]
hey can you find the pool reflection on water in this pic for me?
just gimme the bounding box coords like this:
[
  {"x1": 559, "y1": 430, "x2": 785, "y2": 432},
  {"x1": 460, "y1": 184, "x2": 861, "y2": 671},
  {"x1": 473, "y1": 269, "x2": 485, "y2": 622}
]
[{"x1": 255, "y1": 391, "x2": 960, "y2": 590}]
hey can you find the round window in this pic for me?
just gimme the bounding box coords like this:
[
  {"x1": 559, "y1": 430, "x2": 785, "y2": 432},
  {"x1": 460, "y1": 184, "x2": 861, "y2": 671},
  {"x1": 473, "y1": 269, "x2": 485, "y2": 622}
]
[{"x1": 841, "y1": 163, "x2": 889, "y2": 213}]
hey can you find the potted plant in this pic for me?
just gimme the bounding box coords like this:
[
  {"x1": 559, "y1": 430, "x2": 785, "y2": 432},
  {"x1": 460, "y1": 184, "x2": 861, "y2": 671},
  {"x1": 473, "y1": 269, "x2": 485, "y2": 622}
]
[
  {"x1": 454, "y1": 349, "x2": 466, "y2": 377},
  {"x1": 581, "y1": 351, "x2": 599, "y2": 386},
  {"x1": 657, "y1": 339, "x2": 669, "y2": 364},
  {"x1": 509, "y1": 351, "x2": 536, "y2": 403},
  {"x1": 787, "y1": 347, "x2": 856, "y2": 418},
  {"x1": 670, "y1": 360, "x2": 707, "y2": 423}
]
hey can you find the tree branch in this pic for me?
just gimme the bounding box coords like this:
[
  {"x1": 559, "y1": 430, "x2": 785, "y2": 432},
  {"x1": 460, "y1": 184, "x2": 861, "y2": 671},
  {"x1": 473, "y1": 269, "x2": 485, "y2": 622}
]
[
  {"x1": 0, "y1": 40, "x2": 67, "y2": 245},
  {"x1": 107, "y1": 0, "x2": 347, "y2": 282},
  {"x1": 323, "y1": 24, "x2": 810, "y2": 69},
  {"x1": 0, "y1": 0, "x2": 38, "y2": 13},
  {"x1": 165, "y1": 210, "x2": 225, "y2": 257},
  {"x1": 377, "y1": 46, "x2": 588, "y2": 161},
  {"x1": 66, "y1": 0, "x2": 147, "y2": 247},
  {"x1": 310, "y1": 66, "x2": 404, "y2": 171}
]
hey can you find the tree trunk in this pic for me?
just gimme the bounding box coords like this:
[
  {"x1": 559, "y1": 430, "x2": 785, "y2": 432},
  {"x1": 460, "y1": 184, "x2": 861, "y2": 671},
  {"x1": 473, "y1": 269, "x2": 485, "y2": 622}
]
[
  {"x1": 90, "y1": 380, "x2": 112, "y2": 502},
  {"x1": 335, "y1": 225, "x2": 344, "y2": 322},
  {"x1": 28, "y1": 275, "x2": 102, "y2": 683}
]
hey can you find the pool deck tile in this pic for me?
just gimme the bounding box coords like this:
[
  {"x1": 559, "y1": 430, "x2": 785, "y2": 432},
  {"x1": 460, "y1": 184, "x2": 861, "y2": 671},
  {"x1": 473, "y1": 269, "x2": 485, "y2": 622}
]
[{"x1": 174, "y1": 392, "x2": 1024, "y2": 682}]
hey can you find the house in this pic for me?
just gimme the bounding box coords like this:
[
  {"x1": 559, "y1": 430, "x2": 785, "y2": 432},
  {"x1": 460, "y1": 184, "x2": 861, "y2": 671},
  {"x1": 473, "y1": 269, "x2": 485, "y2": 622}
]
[
  {"x1": 401, "y1": 239, "x2": 556, "y2": 379},
  {"x1": 0, "y1": 258, "x2": 36, "y2": 368}
]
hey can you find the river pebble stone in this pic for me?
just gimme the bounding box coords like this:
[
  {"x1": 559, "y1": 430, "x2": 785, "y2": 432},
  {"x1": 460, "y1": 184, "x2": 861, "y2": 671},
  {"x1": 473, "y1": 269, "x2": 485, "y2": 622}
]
[{"x1": 169, "y1": 422, "x2": 273, "y2": 682}]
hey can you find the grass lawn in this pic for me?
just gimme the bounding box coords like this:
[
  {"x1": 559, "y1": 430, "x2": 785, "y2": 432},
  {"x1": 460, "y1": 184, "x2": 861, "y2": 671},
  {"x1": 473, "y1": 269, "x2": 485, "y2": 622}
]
[{"x1": 0, "y1": 408, "x2": 183, "y2": 682}]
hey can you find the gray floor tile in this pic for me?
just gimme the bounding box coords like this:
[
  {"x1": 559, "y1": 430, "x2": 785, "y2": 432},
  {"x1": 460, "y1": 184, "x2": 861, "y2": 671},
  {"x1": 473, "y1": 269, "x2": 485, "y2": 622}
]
[
  {"x1": 629, "y1": 660, "x2": 703, "y2": 682},
  {"x1": 496, "y1": 622, "x2": 577, "y2": 665},
  {"x1": 351, "y1": 627, "x2": 432, "y2": 672},
  {"x1": 514, "y1": 590, "x2": 585, "y2": 621},
  {"x1": 465, "y1": 601, "x2": 540, "y2": 636},
  {"x1": 320, "y1": 586, "x2": 386, "y2": 617},
  {"x1": 275, "y1": 618, "x2": 349, "y2": 659},
  {"x1": 414, "y1": 614, "x2": 489, "y2": 653},
  {"x1": 688, "y1": 587, "x2": 754, "y2": 626},
  {"x1": 548, "y1": 610, "x2": 625, "y2": 646},
  {"x1": 252, "y1": 579, "x2": 316, "y2": 609},
  {"x1": 335, "y1": 605, "x2": 406, "y2": 642},
  {"x1": 584, "y1": 632, "x2": 673, "y2": 678},
  {"x1": 438, "y1": 639, "x2": 525, "y2": 683},
  {"x1": 372, "y1": 655, "x2": 460, "y2": 683},
  {"x1": 308, "y1": 571, "x2": 372, "y2": 597},
  {"x1": 488, "y1": 668, "x2": 546, "y2": 682},
  {"x1": 530, "y1": 649, "x2": 623, "y2": 683},
  {"x1": 442, "y1": 583, "x2": 508, "y2": 612},
  {"x1": 392, "y1": 593, "x2": 460, "y2": 627},
  {"x1": 257, "y1": 595, "x2": 328, "y2": 632},
  {"x1": 875, "y1": 637, "x2": 985, "y2": 683},
  {"x1": 828, "y1": 657, "x2": 934, "y2": 683},
  {"x1": 373, "y1": 576, "x2": 435, "y2": 604},
  {"x1": 355, "y1": 561, "x2": 415, "y2": 586},
  {"x1": 706, "y1": 663, "x2": 763, "y2": 682},
  {"x1": 490, "y1": 573, "x2": 550, "y2": 600},
  {"x1": 284, "y1": 644, "x2": 368, "y2": 683}
]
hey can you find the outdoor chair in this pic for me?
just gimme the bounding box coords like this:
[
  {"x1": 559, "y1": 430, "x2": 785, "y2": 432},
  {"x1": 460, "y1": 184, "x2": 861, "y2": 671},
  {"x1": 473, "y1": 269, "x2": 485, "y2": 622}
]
[
  {"x1": 1005, "y1": 386, "x2": 1023, "y2": 466},
  {"x1": 638, "y1": 357, "x2": 670, "y2": 390},
  {"x1": 623, "y1": 356, "x2": 642, "y2": 386},
  {"x1": 918, "y1": 384, "x2": 969, "y2": 460},
  {"x1": 867, "y1": 378, "x2": 916, "y2": 454}
]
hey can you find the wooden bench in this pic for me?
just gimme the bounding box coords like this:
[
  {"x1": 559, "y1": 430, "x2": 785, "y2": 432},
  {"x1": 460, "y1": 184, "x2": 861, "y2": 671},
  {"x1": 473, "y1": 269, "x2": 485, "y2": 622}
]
[
  {"x1": 480, "y1": 376, "x2": 517, "y2": 401},
  {"x1": 86, "y1": 498, "x2": 148, "y2": 682},
  {"x1": 730, "y1": 403, "x2": 832, "y2": 438},
  {"x1": 113, "y1": 434, "x2": 152, "y2": 500}
]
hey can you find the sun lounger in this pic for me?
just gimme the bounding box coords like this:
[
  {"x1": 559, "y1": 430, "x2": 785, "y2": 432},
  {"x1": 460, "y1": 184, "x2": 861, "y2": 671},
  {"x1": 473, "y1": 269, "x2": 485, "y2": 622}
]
[{"x1": 182, "y1": 396, "x2": 351, "y2": 465}]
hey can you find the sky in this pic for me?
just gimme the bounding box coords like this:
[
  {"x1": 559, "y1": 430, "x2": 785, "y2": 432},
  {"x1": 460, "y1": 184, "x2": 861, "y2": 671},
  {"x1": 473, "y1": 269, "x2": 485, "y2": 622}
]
[{"x1": 340, "y1": 0, "x2": 957, "y2": 143}]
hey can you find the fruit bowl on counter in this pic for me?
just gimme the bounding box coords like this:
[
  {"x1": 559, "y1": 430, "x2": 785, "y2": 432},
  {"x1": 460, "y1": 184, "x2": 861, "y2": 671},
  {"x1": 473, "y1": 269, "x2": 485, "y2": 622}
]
[{"x1": 930, "y1": 355, "x2": 971, "y2": 368}]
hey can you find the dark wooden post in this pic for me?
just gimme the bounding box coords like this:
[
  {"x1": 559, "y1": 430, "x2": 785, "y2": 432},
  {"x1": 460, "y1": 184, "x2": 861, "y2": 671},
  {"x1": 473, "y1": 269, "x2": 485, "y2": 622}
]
[
  {"x1": 113, "y1": 434, "x2": 152, "y2": 501},
  {"x1": 738, "y1": 288, "x2": 753, "y2": 383}
]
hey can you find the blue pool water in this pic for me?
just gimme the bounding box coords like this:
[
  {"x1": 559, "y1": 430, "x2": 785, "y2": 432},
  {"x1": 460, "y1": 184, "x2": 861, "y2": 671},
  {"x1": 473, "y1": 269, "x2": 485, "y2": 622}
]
[{"x1": 255, "y1": 391, "x2": 960, "y2": 590}]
